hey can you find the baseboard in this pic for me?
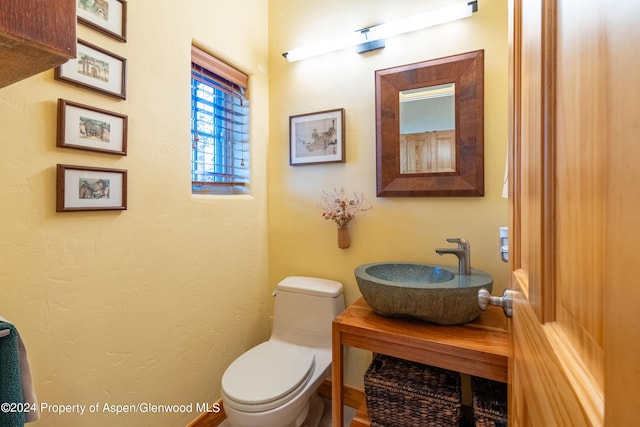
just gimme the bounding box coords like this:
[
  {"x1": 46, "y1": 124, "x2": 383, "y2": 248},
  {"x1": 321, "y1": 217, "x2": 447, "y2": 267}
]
[
  {"x1": 318, "y1": 380, "x2": 370, "y2": 426},
  {"x1": 186, "y1": 399, "x2": 226, "y2": 427},
  {"x1": 317, "y1": 379, "x2": 365, "y2": 409}
]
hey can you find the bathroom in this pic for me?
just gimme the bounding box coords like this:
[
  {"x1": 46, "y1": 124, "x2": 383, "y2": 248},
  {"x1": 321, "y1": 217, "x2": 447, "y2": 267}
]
[{"x1": 5, "y1": 0, "x2": 622, "y2": 425}]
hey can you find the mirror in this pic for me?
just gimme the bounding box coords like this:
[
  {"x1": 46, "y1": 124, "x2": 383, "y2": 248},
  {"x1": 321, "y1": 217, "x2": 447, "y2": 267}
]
[
  {"x1": 375, "y1": 50, "x2": 484, "y2": 197},
  {"x1": 400, "y1": 83, "x2": 456, "y2": 174}
]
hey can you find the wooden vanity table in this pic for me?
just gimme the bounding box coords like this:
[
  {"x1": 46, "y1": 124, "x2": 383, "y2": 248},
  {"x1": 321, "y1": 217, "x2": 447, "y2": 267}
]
[{"x1": 331, "y1": 297, "x2": 509, "y2": 426}]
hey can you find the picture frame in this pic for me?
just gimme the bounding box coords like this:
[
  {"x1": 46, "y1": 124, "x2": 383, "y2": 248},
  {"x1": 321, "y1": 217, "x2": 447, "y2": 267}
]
[
  {"x1": 77, "y1": 0, "x2": 127, "y2": 42},
  {"x1": 57, "y1": 99, "x2": 128, "y2": 155},
  {"x1": 289, "y1": 108, "x2": 345, "y2": 165},
  {"x1": 56, "y1": 164, "x2": 127, "y2": 212},
  {"x1": 55, "y1": 39, "x2": 127, "y2": 99}
]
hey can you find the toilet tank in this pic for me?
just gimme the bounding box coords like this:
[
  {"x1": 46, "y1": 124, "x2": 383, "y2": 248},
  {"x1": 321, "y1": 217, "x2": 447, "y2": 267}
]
[{"x1": 271, "y1": 276, "x2": 345, "y2": 349}]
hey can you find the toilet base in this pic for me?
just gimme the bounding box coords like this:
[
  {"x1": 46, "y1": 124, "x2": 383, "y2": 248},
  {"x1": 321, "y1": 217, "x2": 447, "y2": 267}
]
[
  {"x1": 224, "y1": 395, "x2": 310, "y2": 427},
  {"x1": 300, "y1": 394, "x2": 324, "y2": 427},
  {"x1": 223, "y1": 392, "x2": 328, "y2": 427}
]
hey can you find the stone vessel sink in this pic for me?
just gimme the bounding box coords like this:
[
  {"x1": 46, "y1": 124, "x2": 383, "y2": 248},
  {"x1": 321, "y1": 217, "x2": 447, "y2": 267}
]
[{"x1": 354, "y1": 262, "x2": 493, "y2": 325}]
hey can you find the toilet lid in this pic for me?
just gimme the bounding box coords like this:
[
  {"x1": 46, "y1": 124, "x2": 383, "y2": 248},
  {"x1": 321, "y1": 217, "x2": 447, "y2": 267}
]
[{"x1": 222, "y1": 341, "x2": 315, "y2": 407}]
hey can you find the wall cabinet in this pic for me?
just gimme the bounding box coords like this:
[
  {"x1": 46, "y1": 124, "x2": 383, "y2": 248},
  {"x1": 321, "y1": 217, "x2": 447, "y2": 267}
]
[{"x1": 0, "y1": 0, "x2": 76, "y2": 88}]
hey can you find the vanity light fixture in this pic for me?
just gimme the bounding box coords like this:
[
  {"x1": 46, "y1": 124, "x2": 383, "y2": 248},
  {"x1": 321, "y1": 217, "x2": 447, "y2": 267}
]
[{"x1": 282, "y1": 1, "x2": 478, "y2": 62}]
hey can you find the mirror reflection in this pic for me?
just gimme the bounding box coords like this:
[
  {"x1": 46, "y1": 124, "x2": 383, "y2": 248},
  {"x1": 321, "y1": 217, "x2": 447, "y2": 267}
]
[{"x1": 399, "y1": 83, "x2": 455, "y2": 174}]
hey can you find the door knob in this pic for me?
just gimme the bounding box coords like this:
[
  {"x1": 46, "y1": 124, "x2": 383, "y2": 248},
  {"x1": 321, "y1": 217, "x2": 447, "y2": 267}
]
[{"x1": 478, "y1": 289, "x2": 514, "y2": 318}]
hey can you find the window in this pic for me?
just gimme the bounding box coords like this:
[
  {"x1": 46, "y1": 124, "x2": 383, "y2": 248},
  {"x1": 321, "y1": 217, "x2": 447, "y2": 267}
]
[{"x1": 191, "y1": 45, "x2": 249, "y2": 195}]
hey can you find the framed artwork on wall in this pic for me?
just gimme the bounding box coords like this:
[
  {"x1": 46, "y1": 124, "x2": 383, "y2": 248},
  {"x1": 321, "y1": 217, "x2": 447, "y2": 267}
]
[
  {"x1": 289, "y1": 108, "x2": 345, "y2": 165},
  {"x1": 77, "y1": 0, "x2": 127, "y2": 42},
  {"x1": 57, "y1": 99, "x2": 128, "y2": 155},
  {"x1": 55, "y1": 39, "x2": 127, "y2": 99},
  {"x1": 56, "y1": 164, "x2": 128, "y2": 212}
]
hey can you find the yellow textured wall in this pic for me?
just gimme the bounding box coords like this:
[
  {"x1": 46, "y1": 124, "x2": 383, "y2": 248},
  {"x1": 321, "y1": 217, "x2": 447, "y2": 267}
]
[
  {"x1": 0, "y1": 1, "x2": 269, "y2": 426},
  {"x1": 1, "y1": 1, "x2": 508, "y2": 423},
  {"x1": 268, "y1": 0, "x2": 509, "y2": 387}
]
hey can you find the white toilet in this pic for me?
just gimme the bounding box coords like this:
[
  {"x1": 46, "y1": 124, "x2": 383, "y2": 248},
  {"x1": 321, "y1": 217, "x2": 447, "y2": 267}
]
[{"x1": 221, "y1": 276, "x2": 345, "y2": 427}]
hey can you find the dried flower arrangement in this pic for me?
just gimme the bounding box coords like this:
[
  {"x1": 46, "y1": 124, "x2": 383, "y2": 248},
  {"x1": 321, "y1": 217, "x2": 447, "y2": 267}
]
[{"x1": 319, "y1": 187, "x2": 372, "y2": 229}]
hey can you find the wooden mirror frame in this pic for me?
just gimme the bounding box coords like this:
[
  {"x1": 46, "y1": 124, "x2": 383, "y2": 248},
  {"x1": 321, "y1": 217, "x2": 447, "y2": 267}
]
[{"x1": 375, "y1": 50, "x2": 484, "y2": 197}]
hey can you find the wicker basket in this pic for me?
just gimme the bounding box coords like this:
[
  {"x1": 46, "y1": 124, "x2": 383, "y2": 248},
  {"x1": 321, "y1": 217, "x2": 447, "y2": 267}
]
[
  {"x1": 471, "y1": 376, "x2": 508, "y2": 427},
  {"x1": 364, "y1": 354, "x2": 462, "y2": 427}
]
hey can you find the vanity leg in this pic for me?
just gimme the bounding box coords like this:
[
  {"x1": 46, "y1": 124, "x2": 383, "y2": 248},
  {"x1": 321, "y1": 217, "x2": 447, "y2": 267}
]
[{"x1": 332, "y1": 322, "x2": 344, "y2": 427}]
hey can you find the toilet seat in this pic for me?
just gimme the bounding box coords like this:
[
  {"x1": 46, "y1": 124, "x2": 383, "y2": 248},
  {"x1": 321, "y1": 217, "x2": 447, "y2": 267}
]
[{"x1": 222, "y1": 341, "x2": 315, "y2": 413}]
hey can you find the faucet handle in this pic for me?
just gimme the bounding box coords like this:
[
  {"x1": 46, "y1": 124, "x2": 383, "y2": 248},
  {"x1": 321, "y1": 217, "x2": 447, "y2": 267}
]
[{"x1": 446, "y1": 238, "x2": 470, "y2": 250}]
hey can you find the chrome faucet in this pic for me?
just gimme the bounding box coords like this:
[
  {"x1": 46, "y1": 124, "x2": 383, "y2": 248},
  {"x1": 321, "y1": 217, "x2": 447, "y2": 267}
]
[{"x1": 435, "y1": 238, "x2": 471, "y2": 275}]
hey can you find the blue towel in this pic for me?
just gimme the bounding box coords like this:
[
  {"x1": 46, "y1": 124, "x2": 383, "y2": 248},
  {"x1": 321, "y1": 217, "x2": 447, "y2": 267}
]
[{"x1": 0, "y1": 321, "x2": 25, "y2": 427}]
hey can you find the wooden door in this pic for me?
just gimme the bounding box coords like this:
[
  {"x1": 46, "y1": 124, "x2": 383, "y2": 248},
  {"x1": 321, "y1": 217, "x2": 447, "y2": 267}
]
[{"x1": 509, "y1": 0, "x2": 640, "y2": 425}]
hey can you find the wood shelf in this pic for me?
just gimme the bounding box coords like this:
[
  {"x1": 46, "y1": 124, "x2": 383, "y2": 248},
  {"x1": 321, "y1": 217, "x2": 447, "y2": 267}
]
[
  {"x1": 331, "y1": 297, "x2": 509, "y2": 426},
  {"x1": 0, "y1": 0, "x2": 76, "y2": 88}
]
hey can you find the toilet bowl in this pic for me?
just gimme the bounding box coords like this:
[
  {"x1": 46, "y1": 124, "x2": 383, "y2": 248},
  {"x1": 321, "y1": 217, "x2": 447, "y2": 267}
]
[{"x1": 221, "y1": 276, "x2": 344, "y2": 427}]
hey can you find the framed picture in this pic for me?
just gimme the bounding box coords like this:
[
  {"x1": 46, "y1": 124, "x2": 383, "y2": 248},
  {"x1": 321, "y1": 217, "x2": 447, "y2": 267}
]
[
  {"x1": 56, "y1": 164, "x2": 127, "y2": 212},
  {"x1": 55, "y1": 39, "x2": 127, "y2": 99},
  {"x1": 57, "y1": 99, "x2": 128, "y2": 155},
  {"x1": 77, "y1": 0, "x2": 127, "y2": 42},
  {"x1": 289, "y1": 108, "x2": 345, "y2": 165}
]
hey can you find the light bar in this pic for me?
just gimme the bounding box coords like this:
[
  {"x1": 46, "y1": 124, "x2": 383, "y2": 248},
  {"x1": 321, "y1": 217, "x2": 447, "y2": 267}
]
[{"x1": 283, "y1": 1, "x2": 478, "y2": 62}]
